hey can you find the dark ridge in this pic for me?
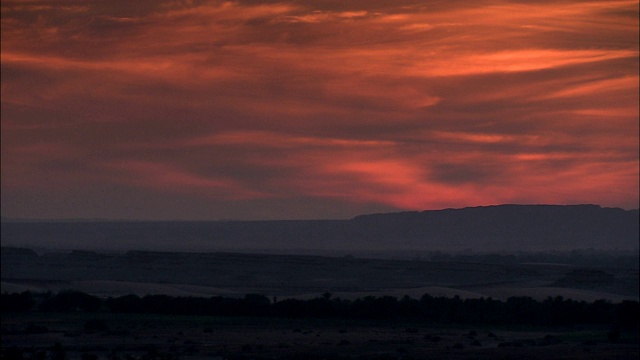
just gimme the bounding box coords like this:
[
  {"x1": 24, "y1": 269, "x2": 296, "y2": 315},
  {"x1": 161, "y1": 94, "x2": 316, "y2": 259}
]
[{"x1": 1, "y1": 204, "x2": 638, "y2": 252}]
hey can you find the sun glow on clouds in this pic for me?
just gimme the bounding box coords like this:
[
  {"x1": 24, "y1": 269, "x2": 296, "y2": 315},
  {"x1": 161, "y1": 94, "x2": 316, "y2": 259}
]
[{"x1": 1, "y1": 0, "x2": 638, "y2": 219}]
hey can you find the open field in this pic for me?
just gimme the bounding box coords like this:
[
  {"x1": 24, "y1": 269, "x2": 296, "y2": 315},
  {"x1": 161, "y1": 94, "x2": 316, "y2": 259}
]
[
  {"x1": 2, "y1": 247, "x2": 638, "y2": 359},
  {"x1": 1, "y1": 248, "x2": 638, "y2": 302},
  {"x1": 2, "y1": 312, "x2": 638, "y2": 360}
]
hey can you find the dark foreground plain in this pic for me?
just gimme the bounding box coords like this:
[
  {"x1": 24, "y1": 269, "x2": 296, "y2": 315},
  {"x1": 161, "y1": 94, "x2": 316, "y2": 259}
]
[
  {"x1": 2, "y1": 246, "x2": 639, "y2": 359},
  {"x1": 2, "y1": 311, "x2": 639, "y2": 360}
]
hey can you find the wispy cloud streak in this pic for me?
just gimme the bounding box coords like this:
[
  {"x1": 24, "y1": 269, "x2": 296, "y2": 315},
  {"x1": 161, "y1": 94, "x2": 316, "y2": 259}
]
[{"x1": 1, "y1": 0, "x2": 638, "y2": 219}]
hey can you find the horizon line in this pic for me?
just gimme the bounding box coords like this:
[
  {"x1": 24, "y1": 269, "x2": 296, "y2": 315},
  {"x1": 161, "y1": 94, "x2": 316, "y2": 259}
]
[{"x1": 2, "y1": 203, "x2": 636, "y2": 223}]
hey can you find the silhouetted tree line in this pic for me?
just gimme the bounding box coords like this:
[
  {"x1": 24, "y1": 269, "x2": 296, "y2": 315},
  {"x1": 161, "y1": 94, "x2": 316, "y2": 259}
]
[{"x1": 2, "y1": 291, "x2": 638, "y2": 328}]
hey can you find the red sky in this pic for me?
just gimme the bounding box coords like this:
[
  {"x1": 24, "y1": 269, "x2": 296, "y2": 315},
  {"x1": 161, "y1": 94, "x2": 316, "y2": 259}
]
[{"x1": 1, "y1": 0, "x2": 638, "y2": 220}]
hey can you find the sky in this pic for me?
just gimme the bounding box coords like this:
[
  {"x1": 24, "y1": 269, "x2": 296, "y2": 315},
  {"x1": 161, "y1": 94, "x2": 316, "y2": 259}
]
[{"x1": 1, "y1": 0, "x2": 638, "y2": 220}]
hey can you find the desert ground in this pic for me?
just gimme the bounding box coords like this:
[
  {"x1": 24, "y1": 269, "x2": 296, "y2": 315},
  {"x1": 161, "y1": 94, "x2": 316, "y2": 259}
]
[
  {"x1": 2, "y1": 311, "x2": 639, "y2": 360},
  {"x1": 2, "y1": 248, "x2": 638, "y2": 359},
  {"x1": 1, "y1": 248, "x2": 638, "y2": 302}
]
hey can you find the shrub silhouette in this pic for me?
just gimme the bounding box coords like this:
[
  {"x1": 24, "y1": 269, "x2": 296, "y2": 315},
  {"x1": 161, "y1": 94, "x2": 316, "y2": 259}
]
[
  {"x1": 7, "y1": 290, "x2": 636, "y2": 328},
  {"x1": 616, "y1": 300, "x2": 640, "y2": 330},
  {"x1": 84, "y1": 319, "x2": 108, "y2": 332},
  {"x1": 1, "y1": 291, "x2": 35, "y2": 312},
  {"x1": 40, "y1": 291, "x2": 101, "y2": 312}
]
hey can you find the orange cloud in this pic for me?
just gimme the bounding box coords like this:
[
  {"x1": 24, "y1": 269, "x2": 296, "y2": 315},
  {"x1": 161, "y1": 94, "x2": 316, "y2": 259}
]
[{"x1": 1, "y1": 0, "x2": 638, "y2": 219}]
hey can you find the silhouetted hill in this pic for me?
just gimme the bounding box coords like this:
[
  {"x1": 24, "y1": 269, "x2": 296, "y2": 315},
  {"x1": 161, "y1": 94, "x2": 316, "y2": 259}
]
[
  {"x1": 1, "y1": 205, "x2": 637, "y2": 252},
  {"x1": 351, "y1": 205, "x2": 639, "y2": 251}
]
